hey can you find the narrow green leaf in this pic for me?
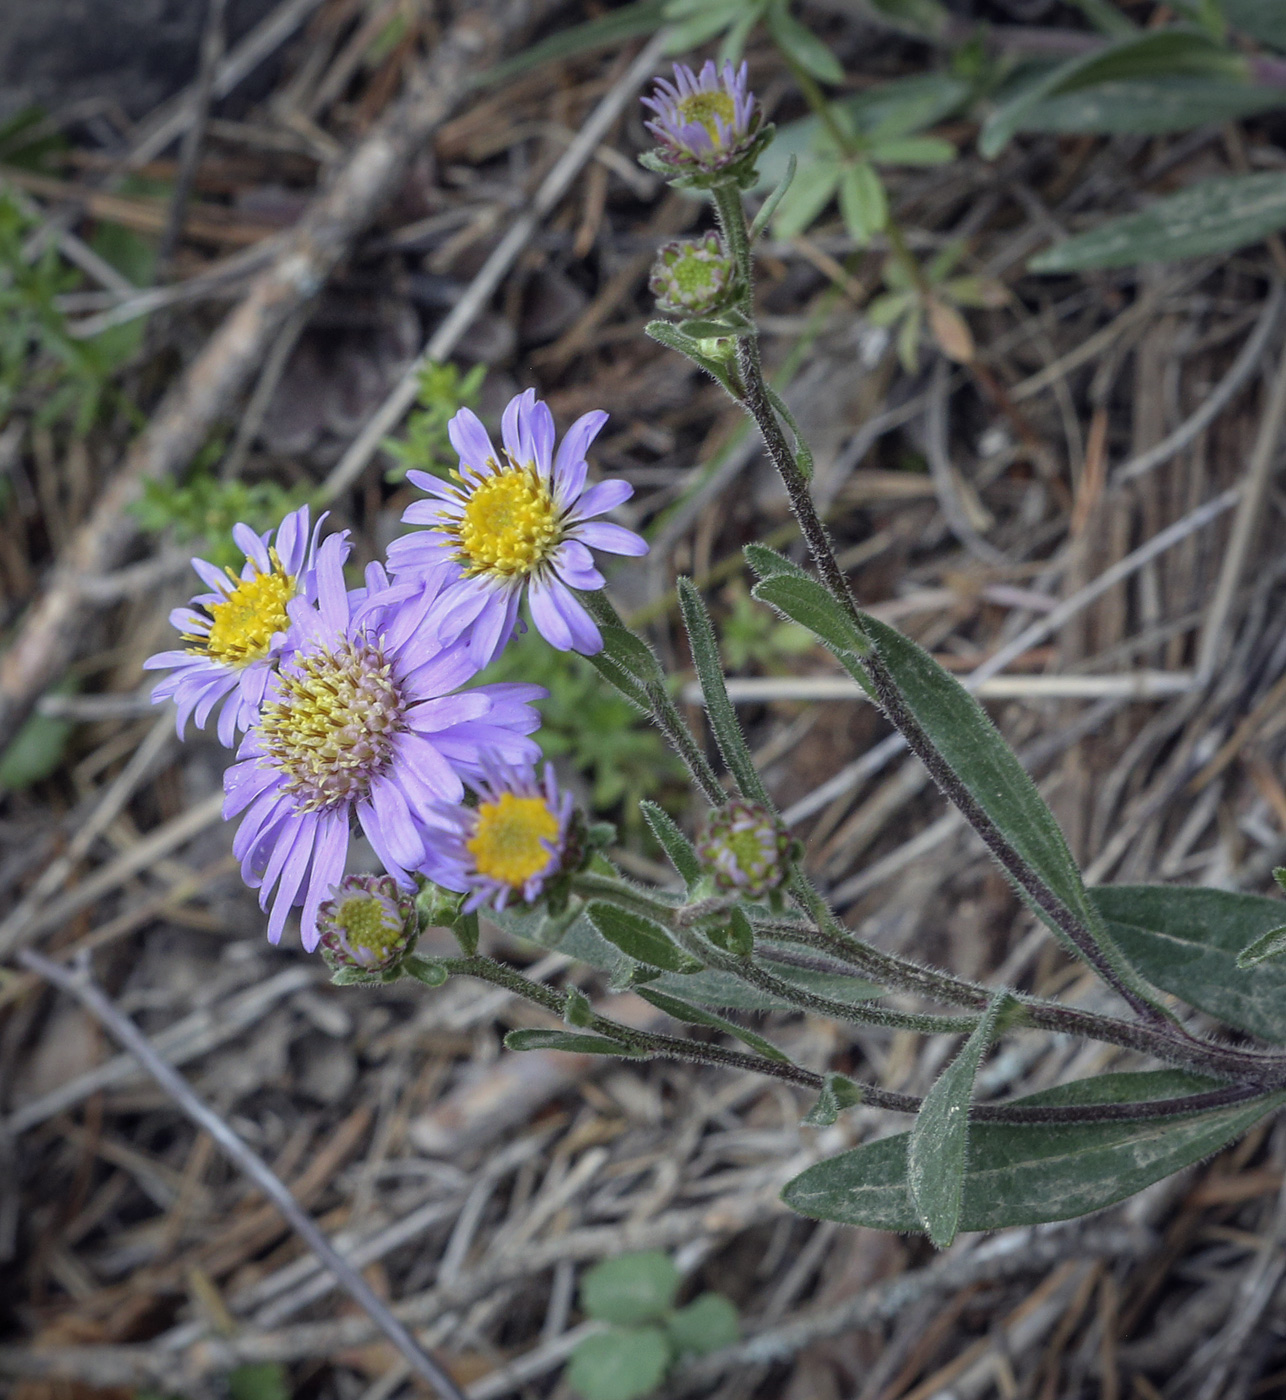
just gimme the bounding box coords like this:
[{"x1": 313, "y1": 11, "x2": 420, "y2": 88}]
[
  {"x1": 868, "y1": 135, "x2": 956, "y2": 165},
  {"x1": 566, "y1": 1327, "x2": 672, "y2": 1400},
  {"x1": 1015, "y1": 77, "x2": 1286, "y2": 137},
  {"x1": 908, "y1": 994, "x2": 1009, "y2": 1247},
  {"x1": 654, "y1": 961, "x2": 882, "y2": 1011},
  {"x1": 505, "y1": 1028, "x2": 645, "y2": 1056},
  {"x1": 750, "y1": 154, "x2": 797, "y2": 243},
  {"x1": 839, "y1": 162, "x2": 888, "y2": 243},
  {"x1": 1222, "y1": 0, "x2": 1286, "y2": 49},
  {"x1": 783, "y1": 1071, "x2": 1284, "y2": 1232},
  {"x1": 752, "y1": 574, "x2": 871, "y2": 661},
  {"x1": 766, "y1": 0, "x2": 844, "y2": 83},
  {"x1": 982, "y1": 29, "x2": 1244, "y2": 157},
  {"x1": 599, "y1": 624, "x2": 665, "y2": 686},
  {"x1": 678, "y1": 578, "x2": 770, "y2": 806},
  {"x1": 861, "y1": 613, "x2": 1158, "y2": 1007},
  {"x1": 1237, "y1": 924, "x2": 1286, "y2": 968},
  {"x1": 863, "y1": 0, "x2": 949, "y2": 39},
  {"x1": 1092, "y1": 884, "x2": 1286, "y2": 1042},
  {"x1": 581, "y1": 1252, "x2": 681, "y2": 1324},
  {"x1": 479, "y1": 0, "x2": 666, "y2": 86},
  {"x1": 771, "y1": 159, "x2": 842, "y2": 239},
  {"x1": 1032, "y1": 172, "x2": 1286, "y2": 271},
  {"x1": 1069, "y1": 0, "x2": 1137, "y2": 37},
  {"x1": 764, "y1": 383, "x2": 815, "y2": 479},
  {"x1": 586, "y1": 902, "x2": 701, "y2": 974},
  {"x1": 0, "y1": 703, "x2": 73, "y2": 790},
  {"x1": 636, "y1": 985, "x2": 790, "y2": 1061},
  {"x1": 641, "y1": 800, "x2": 701, "y2": 888},
  {"x1": 667, "y1": 1294, "x2": 740, "y2": 1355},
  {"x1": 744, "y1": 541, "x2": 807, "y2": 581}
]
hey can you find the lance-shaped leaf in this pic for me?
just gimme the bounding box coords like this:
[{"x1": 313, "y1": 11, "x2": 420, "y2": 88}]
[
  {"x1": 505, "y1": 1028, "x2": 646, "y2": 1057},
  {"x1": 586, "y1": 901, "x2": 701, "y2": 974},
  {"x1": 783, "y1": 1071, "x2": 1284, "y2": 1232},
  {"x1": 1031, "y1": 172, "x2": 1286, "y2": 272},
  {"x1": 678, "y1": 578, "x2": 770, "y2": 806},
  {"x1": 981, "y1": 29, "x2": 1244, "y2": 157},
  {"x1": 752, "y1": 574, "x2": 872, "y2": 661},
  {"x1": 641, "y1": 799, "x2": 701, "y2": 889},
  {"x1": 599, "y1": 624, "x2": 665, "y2": 687},
  {"x1": 1092, "y1": 884, "x2": 1286, "y2": 1043},
  {"x1": 744, "y1": 541, "x2": 806, "y2": 581},
  {"x1": 1015, "y1": 77, "x2": 1286, "y2": 138},
  {"x1": 860, "y1": 613, "x2": 1159, "y2": 1009},
  {"x1": 636, "y1": 985, "x2": 790, "y2": 1061},
  {"x1": 908, "y1": 994, "x2": 1011, "y2": 1247},
  {"x1": 651, "y1": 961, "x2": 882, "y2": 1011}
]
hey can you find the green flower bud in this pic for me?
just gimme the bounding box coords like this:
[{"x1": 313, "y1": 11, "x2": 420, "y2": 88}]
[
  {"x1": 698, "y1": 800, "x2": 790, "y2": 899},
  {"x1": 649, "y1": 234, "x2": 736, "y2": 318},
  {"x1": 318, "y1": 875, "x2": 418, "y2": 977}
]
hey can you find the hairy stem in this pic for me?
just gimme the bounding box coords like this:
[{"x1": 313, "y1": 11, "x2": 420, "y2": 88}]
[{"x1": 437, "y1": 956, "x2": 1275, "y2": 1125}]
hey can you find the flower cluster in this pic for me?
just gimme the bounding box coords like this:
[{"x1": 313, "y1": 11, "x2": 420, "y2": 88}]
[{"x1": 146, "y1": 393, "x2": 646, "y2": 946}]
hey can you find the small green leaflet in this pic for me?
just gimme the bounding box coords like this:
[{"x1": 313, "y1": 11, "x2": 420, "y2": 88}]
[
  {"x1": 505, "y1": 1028, "x2": 645, "y2": 1057},
  {"x1": 650, "y1": 961, "x2": 882, "y2": 1011},
  {"x1": 581, "y1": 1252, "x2": 680, "y2": 1324},
  {"x1": 908, "y1": 994, "x2": 1010, "y2": 1248},
  {"x1": 751, "y1": 574, "x2": 871, "y2": 660},
  {"x1": 1238, "y1": 926, "x2": 1286, "y2": 968},
  {"x1": 566, "y1": 1328, "x2": 671, "y2": 1400},
  {"x1": 635, "y1": 985, "x2": 790, "y2": 1061},
  {"x1": 783, "y1": 1071, "x2": 1283, "y2": 1232},
  {"x1": 640, "y1": 799, "x2": 701, "y2": 889},
  {"x1": 1092, "y1": 884, "x2": 1286, "y2": 1043},
  {"x1": 802, "y1": 1071, "x2": 865, "y2": 1126},
  {"x1": 666, "y1": 1293, "x2": 740, "y2": 1356},
  {"x1": 585, "y1": 902, "x2": 701, "y2": 974},
  {"x1": 1031, "y1": 173, "x2": 1286, "y2": 271}
]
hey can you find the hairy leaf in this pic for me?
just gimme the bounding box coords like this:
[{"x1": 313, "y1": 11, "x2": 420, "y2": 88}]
[
  {"x1": 505, "y1": 1028, "x2": 646, "y2": 1057},
  {"x1": 908, "y1": 995, "x2": 1010, "y2": 1247},
  {"x1": 586, "y1": 902, "x2": 701, "y2": 974},
  {"x1": 636, "y1": 985, "x2": 790, "y2": 1060},
  {"x1": 1092, "y1": 884, "x2": 1286, "y2": 1042},
  {"x1": 1031, "y1": 172, "x2": 1286, "y2": 271},
  {"x1": 783, "y1": 1072, "x2": 1282, "y2": 1232}
]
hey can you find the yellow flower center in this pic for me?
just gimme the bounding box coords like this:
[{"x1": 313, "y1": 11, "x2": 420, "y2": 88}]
[
  {"x1": 259, "y1": 638, "x2": 405, "y2": 813},
  {"x1": 678, "y1": 90, "x2": 735, "y2": 139},
  {"x1": 186, "y1": 554, "x2": 295, "y2": 667},
  {"x1": 334, "y1": 894, "x2": 402, "y2": 960},
  {"x1": 467, "y1": 792, "x2": 560, "y2": 887},
  {"x1": 453, "y1": 463, "x2": 561, "y2": 578}
]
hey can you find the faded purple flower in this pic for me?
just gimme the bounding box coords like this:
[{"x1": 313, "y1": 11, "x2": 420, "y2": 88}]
[
  {"x1": 641, "y1": 61, "x2": 762, "y2": 173},
  {"x1": 317, "y1": 874, "x2": 419, "y2": 974},
  {"x1": 387, "y1": 389, "x2": 647, "y2": 662}
]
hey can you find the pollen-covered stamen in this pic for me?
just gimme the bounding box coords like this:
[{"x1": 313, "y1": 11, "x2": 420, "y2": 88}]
[
  {"x1": 259, "y1": 638, "x2": 405, "y2": 812},
  {"x1": 184, "y1": 548, "x2": 295, "y2": 667},
  {"x1": 678, "y1": 89, "x2": 735, "y2": 139},
  {"x1": 468, "y1": 792, "x2": 560, "y2": 887},
  {"x1": 447, "y1": 456, "x2": 562, "y2": 578}
]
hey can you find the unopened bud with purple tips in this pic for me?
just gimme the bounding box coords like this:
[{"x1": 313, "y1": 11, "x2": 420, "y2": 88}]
[
  {"x1": 650, "y1": 233, "x2": 736, "y2": 318},
  {"x1": 318, "y1": 875, "x2": 419, "y2": 977},
  {"x1": 641, "y1": 61, "x2": 766, "y2": 181},
  {"x1": 698, "y1": 799, "x2": 791, "y2": 898}
]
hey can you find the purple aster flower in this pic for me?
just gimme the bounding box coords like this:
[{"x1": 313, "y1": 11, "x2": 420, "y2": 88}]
[
  {"x1": 223, "y1": 536, "x2": 545, "y2": 949},
  {"x1": 423, "y1": 762, "x2": 576, "y2": 913},
  {"x1": 641, "y1": 61, "x2": 762, "y2": 173},
  {"x1": 144, "y1": 505, "x2": 332, "y2": 747},
  {"x1": 698, "y1": 799, "x2": 790, "y2": 898},
  {"x1": 386, "y1": 389, "x2": 648, "y2": 663}
]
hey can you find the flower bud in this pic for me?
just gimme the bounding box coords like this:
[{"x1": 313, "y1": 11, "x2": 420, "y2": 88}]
[
  {"x1": 698, "y1": 800, "x2": 790, "y2": 898},
  {"x1": 650, "y1": 234, "x2": 736, "y2": 318},
  {"x1": 317, "y1": 875, "x2": 418, "y2": 975},
  {"x1": 641, "y1": 61, "x2": 765, "y2": 179}
]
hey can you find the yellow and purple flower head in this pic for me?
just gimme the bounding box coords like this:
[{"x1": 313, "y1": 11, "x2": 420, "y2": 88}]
[
  {"x1": 222, "y1": 537, "x2": 544, "y2": 948},
  {"x1": 424, "y1": 762, "x2": 576, "y2": 913},
  {"x1": 642, "y1": 61, "x2": 762, "y2": 175},
  {"x1": 387, "y1": 389, "x2": 647, "y2": 663},
  {"x1": 144, "y1": 505, "x2": 330, "y2": 747},
  {"x1": 698, "y1": 799, "x2": 790, "y2": 898}
]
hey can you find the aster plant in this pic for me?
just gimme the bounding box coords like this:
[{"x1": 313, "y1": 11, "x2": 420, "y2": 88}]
[{"x1": 146, "y1": 58, "x2": 1286, "y2": 1255}]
